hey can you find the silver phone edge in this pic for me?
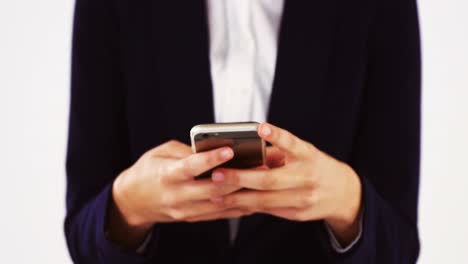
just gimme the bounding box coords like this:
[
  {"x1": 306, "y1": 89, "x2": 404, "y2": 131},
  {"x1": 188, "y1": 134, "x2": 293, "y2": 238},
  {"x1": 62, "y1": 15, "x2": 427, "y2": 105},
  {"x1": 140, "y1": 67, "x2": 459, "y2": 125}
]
[{"x1": 190, "y1": 122, "x2": 266, "y2": 165}]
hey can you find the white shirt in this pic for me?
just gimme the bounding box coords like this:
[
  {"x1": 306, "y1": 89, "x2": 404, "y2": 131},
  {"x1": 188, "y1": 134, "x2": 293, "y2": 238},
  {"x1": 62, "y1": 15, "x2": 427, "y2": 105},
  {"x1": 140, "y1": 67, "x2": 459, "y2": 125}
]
[{"x1": 207, "y1": 0, "x2": 284, "y2": 124}]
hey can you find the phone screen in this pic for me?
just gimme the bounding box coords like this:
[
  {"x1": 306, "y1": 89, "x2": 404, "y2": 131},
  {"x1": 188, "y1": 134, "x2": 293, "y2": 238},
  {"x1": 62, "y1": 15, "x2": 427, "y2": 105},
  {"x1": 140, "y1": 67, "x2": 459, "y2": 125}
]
[{"x1": 194, "y1": 131, "x2": 265, "y2": 178}]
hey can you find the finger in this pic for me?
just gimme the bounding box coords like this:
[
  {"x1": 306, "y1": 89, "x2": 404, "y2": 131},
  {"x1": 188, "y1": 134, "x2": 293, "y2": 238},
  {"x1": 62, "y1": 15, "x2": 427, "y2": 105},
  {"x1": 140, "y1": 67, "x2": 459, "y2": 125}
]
[
  {"x1": 265, "y1": 146, "x2": 286, "y2": 168},
  {"x1": 212, "y1": 167, "x2": 304, "y2": 190},
  {"x1": 219, "y1": 189, "x2": 313, "y2": 210},
  {"x1": 171, "y1": 147, "x2": 234, "y2": 181},
  {"x1": 258, "y1": 123, "x2": 313, "y2": 158},
  {"x1": 176, "y1": 179, "x2": 242, "y2": 202},
  {"x1": 149, "y1": 140, "x2": 193, "y2": 158},
  {"x1": 185, "y1": 208, "x2": 253, "y2": 223}
]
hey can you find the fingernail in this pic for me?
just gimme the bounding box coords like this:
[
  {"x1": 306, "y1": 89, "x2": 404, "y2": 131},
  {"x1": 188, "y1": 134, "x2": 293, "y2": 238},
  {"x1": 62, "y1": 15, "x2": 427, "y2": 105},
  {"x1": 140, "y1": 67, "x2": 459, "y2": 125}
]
[
  {"x1": 220, "y1": 148, "x2": 233, "y2": 159},
  {"x1": 261, "y1": 125, "x2": 272, "y2": 136},
  {"x1": 211, "y1": 197, "x2": 224, "y2": 203},
  {"x1": 212, "y1": 171, "x2": 225, "y2": 182}
]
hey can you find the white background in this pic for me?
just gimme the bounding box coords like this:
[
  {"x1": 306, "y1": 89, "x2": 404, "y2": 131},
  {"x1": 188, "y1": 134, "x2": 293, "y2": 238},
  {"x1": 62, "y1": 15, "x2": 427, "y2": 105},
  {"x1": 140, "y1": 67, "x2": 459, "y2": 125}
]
[{"x1": 0, "y1": 1, "x2": 466, "y2": 263}]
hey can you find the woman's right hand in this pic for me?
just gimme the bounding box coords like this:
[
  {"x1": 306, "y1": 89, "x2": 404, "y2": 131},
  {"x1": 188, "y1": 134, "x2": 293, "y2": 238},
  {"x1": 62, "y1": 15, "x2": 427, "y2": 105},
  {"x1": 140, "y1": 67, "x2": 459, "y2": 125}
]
[{"x1": 108, "y1": 140, "x2": 249, "y2": 248}]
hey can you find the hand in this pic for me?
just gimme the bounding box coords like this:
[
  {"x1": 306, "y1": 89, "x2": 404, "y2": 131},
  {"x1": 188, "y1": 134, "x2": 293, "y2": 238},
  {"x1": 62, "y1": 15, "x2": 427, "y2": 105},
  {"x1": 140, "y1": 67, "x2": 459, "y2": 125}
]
[
  {"x1": 109, "y1": 140, "x2": 252, "y2": 248},
  {"x1": 211, "y1": 123, "x2": 362, "y2": 246}
]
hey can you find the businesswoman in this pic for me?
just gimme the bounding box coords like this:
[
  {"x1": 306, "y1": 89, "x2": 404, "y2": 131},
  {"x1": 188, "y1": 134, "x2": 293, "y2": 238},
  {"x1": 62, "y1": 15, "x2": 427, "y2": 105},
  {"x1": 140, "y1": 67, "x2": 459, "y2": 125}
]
[{"x1": 65, "y1": 0, "x2": 421, "y2": 263}]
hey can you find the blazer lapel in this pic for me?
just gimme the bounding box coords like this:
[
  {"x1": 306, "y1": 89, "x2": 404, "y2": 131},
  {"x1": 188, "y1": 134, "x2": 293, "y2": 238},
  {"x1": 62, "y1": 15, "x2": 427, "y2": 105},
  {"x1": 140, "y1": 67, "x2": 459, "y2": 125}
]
[
  {"x1": 268, "y1": 0, "x2": 337, "y2": 139},
  {"x1": 152, "y1": 0, "x2": 215, "y2": 134}
]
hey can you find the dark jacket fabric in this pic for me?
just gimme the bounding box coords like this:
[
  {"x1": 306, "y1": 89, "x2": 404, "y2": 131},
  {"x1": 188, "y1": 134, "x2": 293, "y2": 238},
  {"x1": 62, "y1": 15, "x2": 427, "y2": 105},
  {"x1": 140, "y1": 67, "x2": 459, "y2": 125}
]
[{"x1": 65, "y1": 0, "x2": 421, "y2": 263}]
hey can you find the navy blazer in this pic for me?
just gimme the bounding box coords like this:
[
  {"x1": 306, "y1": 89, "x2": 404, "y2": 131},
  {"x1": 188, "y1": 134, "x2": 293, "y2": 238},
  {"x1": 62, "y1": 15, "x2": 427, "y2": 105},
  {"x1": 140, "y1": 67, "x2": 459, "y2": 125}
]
[{"x1": 65, "y1": 0, "x2": 421, "y2": 263}]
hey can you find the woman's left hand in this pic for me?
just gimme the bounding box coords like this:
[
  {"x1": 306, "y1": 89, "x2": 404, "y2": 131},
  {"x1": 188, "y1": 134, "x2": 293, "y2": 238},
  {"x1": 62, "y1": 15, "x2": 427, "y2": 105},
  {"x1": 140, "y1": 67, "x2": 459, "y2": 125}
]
[{"x1": 211, "y1": 122, "x2": 363, "y2": 246}]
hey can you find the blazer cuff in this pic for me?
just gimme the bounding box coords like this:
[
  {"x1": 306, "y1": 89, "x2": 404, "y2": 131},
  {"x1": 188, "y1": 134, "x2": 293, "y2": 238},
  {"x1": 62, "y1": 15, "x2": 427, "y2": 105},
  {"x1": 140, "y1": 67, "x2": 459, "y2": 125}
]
[
  {"x1": 320, "y1": 175, "x2": 378, "y2": 263},
  {"x1": 95, "y1": 183, "x2": 156, "y2": 263},
  {"x1": 323, "y1": 208, "x2": 364, "y2": 253}
]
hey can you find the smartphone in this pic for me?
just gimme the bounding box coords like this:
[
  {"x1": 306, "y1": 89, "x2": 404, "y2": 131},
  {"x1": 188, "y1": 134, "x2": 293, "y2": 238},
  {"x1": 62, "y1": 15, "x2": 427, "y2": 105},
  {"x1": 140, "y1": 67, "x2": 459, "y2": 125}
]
[{"x1": 190, "y1": 122, "x2": 266, "y2": 179}]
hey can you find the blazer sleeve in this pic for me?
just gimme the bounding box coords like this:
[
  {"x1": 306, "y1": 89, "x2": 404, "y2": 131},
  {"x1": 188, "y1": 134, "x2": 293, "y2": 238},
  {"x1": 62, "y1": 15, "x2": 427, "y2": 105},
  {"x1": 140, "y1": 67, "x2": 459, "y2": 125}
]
[
  {"x1": 328, "y1": 0, "x2": 421, "y2": 263},
  {"x1": 64, "y1": 0, "x2": 154, "y2": 262}
]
